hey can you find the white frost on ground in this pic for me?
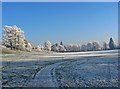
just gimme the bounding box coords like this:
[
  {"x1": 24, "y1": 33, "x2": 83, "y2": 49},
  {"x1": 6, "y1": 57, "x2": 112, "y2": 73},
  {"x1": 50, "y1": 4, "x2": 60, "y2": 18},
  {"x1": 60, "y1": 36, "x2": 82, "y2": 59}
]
[
  {"x1": 1, "y1": 50, "x2": 119, "y2": 87},
  {"x1": 2, "y1": 50, "x2": 118, "y2": 62},
  {"x1": 55, "y1": 55, "x2": 118, "y2": 87}
]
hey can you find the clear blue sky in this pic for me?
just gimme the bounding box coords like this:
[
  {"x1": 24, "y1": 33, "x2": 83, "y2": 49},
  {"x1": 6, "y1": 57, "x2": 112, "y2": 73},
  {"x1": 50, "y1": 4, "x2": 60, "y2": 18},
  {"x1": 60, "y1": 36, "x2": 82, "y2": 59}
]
[{"x1": 2, "y1": 2, "x2": 118, "y2": 46}]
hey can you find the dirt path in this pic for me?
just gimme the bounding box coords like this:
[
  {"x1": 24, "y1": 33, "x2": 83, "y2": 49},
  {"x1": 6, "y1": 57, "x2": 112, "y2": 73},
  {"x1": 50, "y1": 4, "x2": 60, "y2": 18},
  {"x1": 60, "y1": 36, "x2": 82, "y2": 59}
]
[{"x1": 27, "y1": 61, "x2": 67, "y2": 87}]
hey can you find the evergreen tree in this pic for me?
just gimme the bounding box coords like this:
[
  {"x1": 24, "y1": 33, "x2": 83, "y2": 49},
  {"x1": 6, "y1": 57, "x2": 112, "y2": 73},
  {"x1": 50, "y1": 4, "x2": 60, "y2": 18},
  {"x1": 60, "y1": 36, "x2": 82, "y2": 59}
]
[
  {"x1": 109, "y1": 38, "x2": 115, "y2": 50},
  {"x1": 60, "y1": 41, "x2": 63, "y2": 45}
]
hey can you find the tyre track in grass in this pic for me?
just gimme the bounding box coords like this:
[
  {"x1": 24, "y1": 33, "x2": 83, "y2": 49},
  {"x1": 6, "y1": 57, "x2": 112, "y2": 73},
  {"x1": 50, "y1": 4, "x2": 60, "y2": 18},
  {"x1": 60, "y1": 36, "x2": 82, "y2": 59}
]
[
  {"x1": 27, "y1": 50, "x2": 118, "y2": 87},
  {"x1": 27, "y1": 57, "x2": 96, "y2": 87},
  {"x1": 27, "y1": 58, "x2": 77, "y2": 87}
]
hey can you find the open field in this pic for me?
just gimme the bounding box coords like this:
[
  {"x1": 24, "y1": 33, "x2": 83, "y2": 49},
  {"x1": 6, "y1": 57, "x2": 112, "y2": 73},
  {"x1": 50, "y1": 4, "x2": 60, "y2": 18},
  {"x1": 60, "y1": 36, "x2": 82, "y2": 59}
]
[
  {"x1": 1, "y1": 50, "x2": 119, "y2": 87},
  {"x1": 55, "y1": 55, "x2": 118, "y2": 87}
]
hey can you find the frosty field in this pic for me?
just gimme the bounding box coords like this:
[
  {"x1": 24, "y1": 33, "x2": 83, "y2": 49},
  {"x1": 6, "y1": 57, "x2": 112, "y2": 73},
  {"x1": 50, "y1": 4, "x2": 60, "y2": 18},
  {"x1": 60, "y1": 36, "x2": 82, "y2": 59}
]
[{"x1": 1, "y1": 50, "x2": 119, "y2": 87}]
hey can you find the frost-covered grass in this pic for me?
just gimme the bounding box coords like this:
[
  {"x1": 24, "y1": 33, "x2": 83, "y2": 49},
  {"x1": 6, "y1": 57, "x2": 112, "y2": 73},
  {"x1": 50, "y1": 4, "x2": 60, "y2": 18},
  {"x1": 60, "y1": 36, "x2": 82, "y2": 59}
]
[
  {"x1": 1, "y1": 48, "x2": 17, "y2": 54},
  {"x1": 2, "y1": 58, "x2": 66, "y2": 87},
  {"x1": 2, "y1": 60, "x2": 45, "y2": 87},
  {"x1": 1, "y1": 50, "x2": 118, "y2": 87},
  {"x1": 55, "y1": 55, "x2": 118, "y2": 87},
  {"x1": 2, "y1": 54, "x2": 72, "y2": 87}
]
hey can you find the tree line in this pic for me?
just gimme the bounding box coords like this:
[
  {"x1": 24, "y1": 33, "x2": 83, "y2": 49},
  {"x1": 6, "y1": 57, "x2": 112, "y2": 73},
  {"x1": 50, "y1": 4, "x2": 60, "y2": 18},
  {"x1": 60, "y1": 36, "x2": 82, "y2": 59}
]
[
  {"x1": 2, "y1": 25, "x2": 119, "y2": 52},
  {"x1": 37, "y1": 38, "x2": 118, "y2": 52}
]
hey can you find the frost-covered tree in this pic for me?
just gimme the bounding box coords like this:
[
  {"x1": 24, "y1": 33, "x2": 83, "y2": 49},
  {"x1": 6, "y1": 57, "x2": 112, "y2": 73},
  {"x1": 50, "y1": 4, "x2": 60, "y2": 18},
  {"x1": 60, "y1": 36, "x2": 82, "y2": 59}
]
[
  {"x1": 51, "y1": 42, "x2": 66, "y2": 52},
  {"x1": 65, "y1": 44, "x2": 80, "y2": 52},
  {"x1": 86, "y1": 42, "x2": 93, "y2": 51},
  {"x1": 59, "y1": 44, "x2": 66, "y2": 52},
  {"x1": 65, "y1": 45, "x2": 71, "y2": 52},
  {"x1": 2, "y1": 25, "x2": 26, "y2": 50},
  {"x1": 109, "y1": 38, "x2": 115, "y2": 50},
  {"x1": 25, "y1": 42, "x2": 32, "y2": 52},
  {"x1": 103, "y1": 42, "x2": 107, "y2": 50},
  {"x1": 92, "y1": 41, "x2": 100, "y2": 51},
  {"x1": 37, "y1": 45, "x2": 44, "y2": 51},
  {"x1": 2, "y1": 25, "x2": 33, "y2": 51},
  {"x1": 51, "y1": 43, "x2": 59, "y2": 52},
  {"x1": 81, "y1": 44, "x2": 87, "y2": 51},
  {"x1": 37, "y1": 45, "x2": 41, "y2": 52},
  {"x1": 44, "y1": 41, "x2": 52, "y2": 51}
]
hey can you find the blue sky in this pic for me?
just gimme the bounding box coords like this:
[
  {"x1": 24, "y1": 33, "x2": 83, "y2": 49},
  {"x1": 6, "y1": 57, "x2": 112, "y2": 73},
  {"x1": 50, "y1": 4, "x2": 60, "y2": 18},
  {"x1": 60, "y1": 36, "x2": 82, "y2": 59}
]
[{"x1": 2, "y1": 2, "x2": 118, "y2": 46}]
